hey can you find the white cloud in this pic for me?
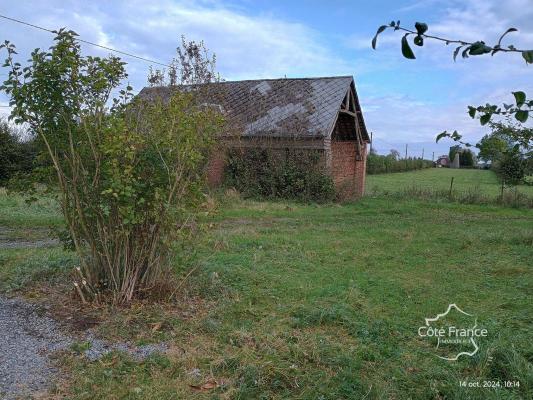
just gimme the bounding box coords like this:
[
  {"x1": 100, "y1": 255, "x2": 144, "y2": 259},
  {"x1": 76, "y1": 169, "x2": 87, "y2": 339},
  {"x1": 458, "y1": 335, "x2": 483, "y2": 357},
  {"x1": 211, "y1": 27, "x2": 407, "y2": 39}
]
[
  {"x1": 0, "y1": 0, "x2": 357, "y2": 130},
  {"x1": 0, "y1": 0, "x2": 352, "y2": 88},
  {"x1": 132, "y1": 0, "x2": 352, "y2": 79},
  {"x1": 362, "y1": 93, "x2": 481, "y2": 155}
]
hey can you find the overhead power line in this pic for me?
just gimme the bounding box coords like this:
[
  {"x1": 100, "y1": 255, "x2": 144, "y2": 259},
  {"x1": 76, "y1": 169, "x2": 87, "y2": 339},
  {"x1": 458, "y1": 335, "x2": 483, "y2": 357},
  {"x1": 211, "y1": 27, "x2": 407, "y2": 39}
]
[{"x1": 0, "y1": 14, "x2": 171, "y2": 67}]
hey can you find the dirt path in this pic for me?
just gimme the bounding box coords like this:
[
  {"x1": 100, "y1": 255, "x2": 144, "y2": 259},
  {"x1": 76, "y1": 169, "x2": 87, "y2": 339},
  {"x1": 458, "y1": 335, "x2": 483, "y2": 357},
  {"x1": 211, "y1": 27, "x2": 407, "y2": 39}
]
[{"x1": 0, "y1": 226, "x2": 59, "y2": 250}]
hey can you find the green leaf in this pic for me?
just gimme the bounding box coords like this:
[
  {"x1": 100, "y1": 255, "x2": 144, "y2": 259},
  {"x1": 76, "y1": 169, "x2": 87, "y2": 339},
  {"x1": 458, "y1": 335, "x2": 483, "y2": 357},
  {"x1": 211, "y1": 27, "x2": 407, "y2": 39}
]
[
  {"x1": 515, "y1": 110, "x2": 528, "y2": 123},
  {"x1": 512, "y1": 91, "x2": 526, "y2": 107},
  {"x1": 436, "y1": 131, "x2": 449, "y2": 143},
  {"x1": 480, "y1": 114, "x2": 491, "y2": 125},
  {"x1": 497, "y1": 28, "x2": 517, "y2": 46},
  {"x1": 468, "y1": 41, "x2": 492, "y2": 55},
  {"x1": 467, "y1": 106, "x2": 476, "y2": 118},
  {"x1": 414, "y1": 22, "x2": 428, "y2": 35},
  {"x1": 401, "y1": 35, "x2": 416, "y2": 59},
  {"x1": 414, "y1": 35, "x2": 424, "y2": 47},
  {"x1": 372, "y1": 25, "x2": 388, "y2": 50},
  {"x1": 453, "y1": 46, "x2": 462, "y2": 62},
  {"x1": 522, "y1": 50, "x2": 533, "y2": 64}
]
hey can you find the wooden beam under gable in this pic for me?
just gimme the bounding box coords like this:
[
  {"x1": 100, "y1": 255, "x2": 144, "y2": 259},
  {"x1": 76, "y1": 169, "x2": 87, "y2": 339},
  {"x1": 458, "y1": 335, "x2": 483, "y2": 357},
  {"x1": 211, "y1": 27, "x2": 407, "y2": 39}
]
[
  {"x1": 351, "y1": 82, "x2": 370, "y2": 143},
  {"x1": 345, "y1": 90, "x2": 350, "y2": 111},
  {"x1": 339, "y1": 109, "x2": 356, "y2": 117},
  {"x1": 349, "y1": 87, "x2": 356, "y2": 113},
  {"x1": 349, "y1": 84, "x2": 364, "y2": 160}
]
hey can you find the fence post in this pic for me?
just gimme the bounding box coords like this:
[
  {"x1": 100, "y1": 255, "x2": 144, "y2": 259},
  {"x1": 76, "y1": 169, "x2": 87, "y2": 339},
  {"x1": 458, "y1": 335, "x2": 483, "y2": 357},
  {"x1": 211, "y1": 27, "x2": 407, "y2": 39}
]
[
  {"x1": 449, "y1": 177, "x2": 454, "y2": 198},
  {"x1": 500, "y1": 180, "x2": 505, "y2": 201}
]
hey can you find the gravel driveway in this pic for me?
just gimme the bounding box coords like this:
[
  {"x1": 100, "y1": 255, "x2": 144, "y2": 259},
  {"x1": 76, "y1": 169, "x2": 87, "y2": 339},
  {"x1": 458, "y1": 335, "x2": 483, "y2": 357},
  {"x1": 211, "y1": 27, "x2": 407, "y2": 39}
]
[
  {"x1": 0, "y1": 296, "x2": 167, "y2": 399},
  {"x1": 0, "y1": 296, "x2": 72, "y2": 399}
]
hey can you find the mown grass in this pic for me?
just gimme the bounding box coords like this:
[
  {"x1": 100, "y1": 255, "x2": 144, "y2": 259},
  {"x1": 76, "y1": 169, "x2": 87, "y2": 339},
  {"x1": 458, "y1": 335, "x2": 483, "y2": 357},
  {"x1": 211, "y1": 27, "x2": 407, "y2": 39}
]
[
  {"x1": 0, "y1": 188, "x2": 63, "y2": 227},
  {"x1": 0, "y1": 247, "x2": 77, "y2": 292},
  {"x1": 56, "y1": 197, "x2": 532, "y2": 399},
  {"x1": 0, "y1": 189, "x2": 72, "y2": 292},
  {"x1": 367, "y1": 168, "x2": 533, "y2": 202},
  {"x1": 1, "y1": 188, "x2": 531, "y2": 399}
]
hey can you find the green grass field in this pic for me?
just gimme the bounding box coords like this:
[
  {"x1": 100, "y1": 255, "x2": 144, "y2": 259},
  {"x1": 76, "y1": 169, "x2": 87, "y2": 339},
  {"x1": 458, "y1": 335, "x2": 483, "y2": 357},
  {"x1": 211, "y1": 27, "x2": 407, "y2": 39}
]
[
  {"x1": 367, "y1": 168, "x2": 533, "y2": 198},
  {"x1": 0, "y1": 188, "x2": 62, "y2": 228},
  {"x1": 0, "y1": 173, "x2": 532, "y2": 399}
]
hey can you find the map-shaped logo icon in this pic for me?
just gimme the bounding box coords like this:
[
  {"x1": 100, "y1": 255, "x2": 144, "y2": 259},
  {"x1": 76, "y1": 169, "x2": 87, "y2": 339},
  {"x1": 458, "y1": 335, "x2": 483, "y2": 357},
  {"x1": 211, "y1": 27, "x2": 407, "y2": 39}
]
[{"x1": 418, "y1": 304, "x2": 488, "y2": 361}]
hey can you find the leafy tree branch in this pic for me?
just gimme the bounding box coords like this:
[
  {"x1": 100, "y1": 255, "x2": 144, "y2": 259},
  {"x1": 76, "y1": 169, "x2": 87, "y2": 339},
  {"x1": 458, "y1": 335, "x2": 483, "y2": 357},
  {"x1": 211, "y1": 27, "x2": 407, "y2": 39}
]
[
  {"x1": 372, "y1": 20, "x2": 533, "y2": 63},
  {"x1": 372, "y1": 20, "x2": 532, "y2": 144},
  {"x1": 437, "y1": 119, "x2": 533, "y2": 152}
]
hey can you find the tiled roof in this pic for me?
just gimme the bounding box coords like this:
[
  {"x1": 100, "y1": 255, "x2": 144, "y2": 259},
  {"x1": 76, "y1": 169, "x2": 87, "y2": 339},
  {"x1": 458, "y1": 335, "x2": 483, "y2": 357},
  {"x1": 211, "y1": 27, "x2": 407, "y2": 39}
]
[{"x1": 139, "y1": 76, "x2": 368, "y2": 139}]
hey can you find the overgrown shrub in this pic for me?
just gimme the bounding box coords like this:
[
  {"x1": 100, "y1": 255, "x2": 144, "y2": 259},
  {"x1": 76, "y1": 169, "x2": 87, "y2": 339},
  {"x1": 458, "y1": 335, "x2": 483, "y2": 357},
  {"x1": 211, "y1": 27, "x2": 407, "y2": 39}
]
[
  {"x1": 0, "y1": 119, "x2": 37, "y2": 184},
  {"x1": 1, "y1": 30, "x2": 223, "y2": 303},
  {"x1": 477, "y1": 121, "x2": 532, "y2": 186},
  {"x1": 493, "y1": 150, "x2": 528, "y2": 185},
  {"x1": 225, "y1": 147, "x2": 335, "y2": 202}
]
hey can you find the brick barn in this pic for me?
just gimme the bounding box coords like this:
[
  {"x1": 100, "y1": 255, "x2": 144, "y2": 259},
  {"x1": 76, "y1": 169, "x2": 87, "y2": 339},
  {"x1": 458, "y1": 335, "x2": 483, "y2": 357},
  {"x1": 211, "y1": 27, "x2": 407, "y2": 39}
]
[{"x1": 139, "y1": 76, "x2": 370, "y2": 198}]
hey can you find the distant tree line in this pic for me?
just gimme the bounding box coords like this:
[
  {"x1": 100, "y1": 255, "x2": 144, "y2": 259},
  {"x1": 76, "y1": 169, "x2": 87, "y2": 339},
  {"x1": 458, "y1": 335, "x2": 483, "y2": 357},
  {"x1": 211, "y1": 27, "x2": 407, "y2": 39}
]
[{"x1": 366, "y1": 148, "x2": 433, "y2": 174}]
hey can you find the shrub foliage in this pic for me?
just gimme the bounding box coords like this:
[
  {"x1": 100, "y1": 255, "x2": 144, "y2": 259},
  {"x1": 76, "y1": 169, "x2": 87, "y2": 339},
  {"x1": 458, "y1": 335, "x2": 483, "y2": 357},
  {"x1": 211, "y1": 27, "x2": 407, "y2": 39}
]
[
  {"x1": 225, "y1": 147, "x2": 335, "y2": 202},
  {"x1": 1, "y1": 30, "x2": 222, "y2": 303}
]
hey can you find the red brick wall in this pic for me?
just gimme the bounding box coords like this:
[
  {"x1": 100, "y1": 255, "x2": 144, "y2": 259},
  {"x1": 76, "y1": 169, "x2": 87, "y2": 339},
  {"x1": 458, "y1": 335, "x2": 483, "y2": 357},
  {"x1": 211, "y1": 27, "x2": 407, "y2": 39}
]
[
  {"x1": 331, "y1": 141, "x2": 367, "y2": 198},
  {"x1": 206, "y1": 148, "x2": 226, "y2": 187}
]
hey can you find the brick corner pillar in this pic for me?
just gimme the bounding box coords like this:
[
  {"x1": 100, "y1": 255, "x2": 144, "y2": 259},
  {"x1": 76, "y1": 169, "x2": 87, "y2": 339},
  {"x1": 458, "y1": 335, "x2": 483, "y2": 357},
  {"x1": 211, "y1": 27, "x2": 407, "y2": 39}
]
[
  {"x1": 331, "y1": 140, "x2": 357, "y2": 199},
  {"x1": 206, "y1": 147, "x2": 226, "y2": 187},
  {"x1": 354, "y1": 143, "x2": 367, "y2": 197}
]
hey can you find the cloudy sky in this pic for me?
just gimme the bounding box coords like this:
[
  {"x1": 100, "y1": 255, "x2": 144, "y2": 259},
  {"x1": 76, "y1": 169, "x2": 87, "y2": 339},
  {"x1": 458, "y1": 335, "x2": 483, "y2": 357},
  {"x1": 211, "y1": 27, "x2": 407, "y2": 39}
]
[{"x1": 0, "y1": 0, "x2": 532, "y2": 156}]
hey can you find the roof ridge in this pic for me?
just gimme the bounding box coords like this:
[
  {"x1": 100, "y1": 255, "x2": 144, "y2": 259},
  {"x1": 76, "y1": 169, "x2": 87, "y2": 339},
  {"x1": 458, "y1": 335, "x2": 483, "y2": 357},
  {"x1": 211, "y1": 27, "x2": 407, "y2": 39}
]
[
  {"x1": 144, "y1": 75, "x2": 353, "y2": 89},
  {"x1": 218, "y1": 75, "x2": 353, "y2": 83}
]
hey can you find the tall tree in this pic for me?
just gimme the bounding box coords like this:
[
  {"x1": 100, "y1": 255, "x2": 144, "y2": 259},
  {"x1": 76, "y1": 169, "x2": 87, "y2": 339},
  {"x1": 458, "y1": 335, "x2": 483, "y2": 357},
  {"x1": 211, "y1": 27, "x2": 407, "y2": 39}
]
[
  {"x1": 477, "y1": 132, "x2": 512, "y2": 163},
  {"x1": 148, "y1": 35, "x2": 219, "y2": 86}
]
